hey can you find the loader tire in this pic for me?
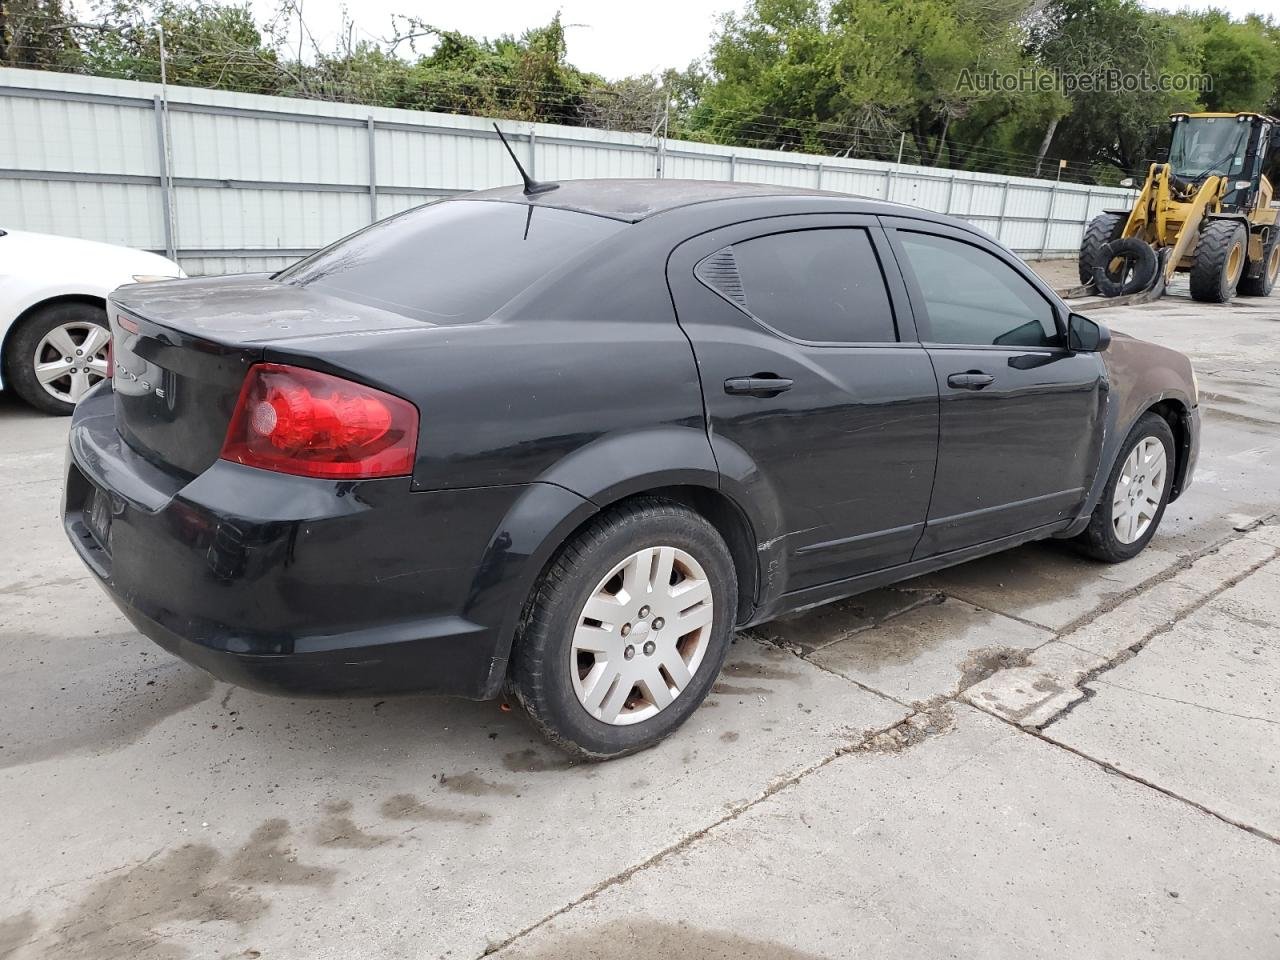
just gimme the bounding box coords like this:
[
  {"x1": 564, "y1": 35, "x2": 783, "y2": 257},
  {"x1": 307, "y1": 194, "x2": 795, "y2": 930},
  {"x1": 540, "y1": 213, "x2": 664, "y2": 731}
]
[
  {"x1": 1094, "y1": 238, "x2": 1158, "y2": 297},
  {"x1": 1190, "y1": 220, "x2": 1246, "y2": 303},
  {"x1": 1237, "y1": 230, "x2": 1280, "y2": 297},
  {"x1": 1078, "y1": 212, "x2": 1126, "y2": 285}
]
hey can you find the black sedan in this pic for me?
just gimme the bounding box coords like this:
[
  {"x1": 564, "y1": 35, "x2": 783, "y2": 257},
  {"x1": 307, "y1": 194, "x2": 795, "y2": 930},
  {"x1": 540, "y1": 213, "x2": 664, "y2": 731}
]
[{"x1": 63, "y1": 179, "x2": 1200, "y2": 759}]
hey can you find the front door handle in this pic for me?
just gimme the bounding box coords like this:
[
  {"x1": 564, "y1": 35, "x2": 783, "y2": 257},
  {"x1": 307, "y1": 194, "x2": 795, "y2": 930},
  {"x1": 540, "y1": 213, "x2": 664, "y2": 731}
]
[
  {"x1": 724, "y1": 376, "x2": 794, "y2": 397},
  {"x1": 946, "y1": 371, "x2": 996, "y2": 390}
]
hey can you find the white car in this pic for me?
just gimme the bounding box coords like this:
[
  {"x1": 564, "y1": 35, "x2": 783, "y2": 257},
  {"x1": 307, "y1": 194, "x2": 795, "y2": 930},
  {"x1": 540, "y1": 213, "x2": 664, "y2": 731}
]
[{"x1": 1, "y1": 229, "x2": 185, "y2": 414}]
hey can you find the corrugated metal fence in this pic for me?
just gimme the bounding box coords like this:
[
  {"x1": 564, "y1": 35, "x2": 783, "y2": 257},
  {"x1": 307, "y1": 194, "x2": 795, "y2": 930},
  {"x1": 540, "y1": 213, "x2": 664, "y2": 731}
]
[{"x1": 0, "y1": 67, "x2": 1132, "y2": 276}]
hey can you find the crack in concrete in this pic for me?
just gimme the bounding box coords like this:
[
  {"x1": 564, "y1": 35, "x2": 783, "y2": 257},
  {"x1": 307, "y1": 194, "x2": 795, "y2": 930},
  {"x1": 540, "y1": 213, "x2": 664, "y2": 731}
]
[
  {"x1": 1088, "y1": 679, "x2": 1280, "y2": 727},
  {"x1": 481, "y1": 520, "x2": 1280, "y2": 958},
  {"x1": 949, "y1": 530, "x2": 1280, "y2": 847},
  {"x1": 797, "y1": 591, "x2": 947, "y2": 655},
  {"x1": 786, "y1": 521, "x2": 1280, "y2": 855},
  {"x1": 935, "y1": 594, "x2": 1057, "y2": 635},
  {"x1": 994, "y1": 709, "x2": 1280, "y2": 847},
  {"x1": 1036, "y1": 544, "x2": 1280, "y2": 731},
  {"x1": 747, "y1": 590, "x2": 946, "y2": 659},
  {"x1": 956, "y1": 646, "x2": 1033, "y2": 691},
  {"x1": 776, "y1": 648, "x2": 913, "y2": 709},
  {"x1": 476, "y1": 706, "x2": 946, "y2": 958},
  {"x1": 1053, "y1": 513, "x2": 1278, "y2": 642},
  {"x1": 848, "y1": 703, "x2": 955, "y2": 754}
]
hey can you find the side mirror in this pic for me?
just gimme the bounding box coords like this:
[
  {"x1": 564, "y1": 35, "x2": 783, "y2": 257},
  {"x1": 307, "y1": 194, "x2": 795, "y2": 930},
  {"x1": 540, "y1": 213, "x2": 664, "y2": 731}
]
[{"x1": 1068, "y1": 313, "x2": 1111, "y2": 352}]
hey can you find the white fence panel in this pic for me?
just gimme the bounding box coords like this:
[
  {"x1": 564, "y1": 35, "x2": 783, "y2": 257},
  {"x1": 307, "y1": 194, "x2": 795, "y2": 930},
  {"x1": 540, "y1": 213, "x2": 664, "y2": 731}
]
[{"x1": 0, "y1": 67, "x2": 1135, "y2": 275}]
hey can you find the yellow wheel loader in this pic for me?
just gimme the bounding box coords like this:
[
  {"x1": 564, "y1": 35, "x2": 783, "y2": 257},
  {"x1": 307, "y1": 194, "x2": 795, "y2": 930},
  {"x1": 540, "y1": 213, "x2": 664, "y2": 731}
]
[{"x1": 1074, "y1": 112, "x2": 1280, "y2": 305}]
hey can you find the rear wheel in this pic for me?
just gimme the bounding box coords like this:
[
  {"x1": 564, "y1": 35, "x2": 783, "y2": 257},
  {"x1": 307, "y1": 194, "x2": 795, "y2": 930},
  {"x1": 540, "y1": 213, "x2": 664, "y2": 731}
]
[
  {"x1": 510, "y1": 499, "x2": 736, "y2": 760},
  {"x1": 1078, "y1": 212, "x2": 1126, "y2": 286},
  {"x1": 3, "y1": 301, "x2": 110, "y2": 415},
  {"x1": 1238, "y1": 231, "x2": 1280, "y2": 297},
  {"x1": 1076, "y1": 413, "x2": 1175, "y2": 563},
  {"x1": 1190, "y1": 220, "x2": 1247, "y2": 303}
]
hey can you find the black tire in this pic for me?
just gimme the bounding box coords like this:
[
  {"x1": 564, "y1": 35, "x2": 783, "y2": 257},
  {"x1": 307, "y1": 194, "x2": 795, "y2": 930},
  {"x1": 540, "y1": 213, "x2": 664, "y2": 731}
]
[
  {"x1": 1238, "y1": 230, "x2": 1280, "y2": 297},
  {"x1": 2, "y1": 301, "x2": 110, "y2": 416},
  {"x1": 1190, "y1": 220, "x2": 1247, "y2": 303},
  {"x1": 509, "y1": 498, "x2": 737, "y2": 761},
  {"x1": 1078, "y1": 211, "x2": 1126, "y2": 285},
  {"x1": 1093, "y1": 237, "x2": 1158, "y2": 296},
  {"x1": 1075, "y1": 413, "x2": 1176, "y2": 563}
]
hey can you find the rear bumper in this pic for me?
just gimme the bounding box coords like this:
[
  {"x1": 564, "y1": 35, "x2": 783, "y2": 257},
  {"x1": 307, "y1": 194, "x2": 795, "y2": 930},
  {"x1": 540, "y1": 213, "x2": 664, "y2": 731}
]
[
  {"x1": 107, "y1": 597, "x2": 493, "y2": 697},
  {"x1": 63, "y1": 385, "x2": 579, "y2": 699}
]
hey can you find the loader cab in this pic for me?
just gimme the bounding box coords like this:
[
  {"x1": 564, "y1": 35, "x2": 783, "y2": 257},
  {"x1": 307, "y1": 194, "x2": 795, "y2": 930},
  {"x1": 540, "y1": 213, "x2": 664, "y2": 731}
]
[{"x1": 1168, "y1": 113, "x2": 1277, "y2": 212}]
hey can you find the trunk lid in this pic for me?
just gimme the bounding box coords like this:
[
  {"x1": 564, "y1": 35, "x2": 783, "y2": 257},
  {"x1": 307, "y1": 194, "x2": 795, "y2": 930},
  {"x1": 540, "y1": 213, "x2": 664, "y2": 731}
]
[{"x1": 109, "y1": 275, "x2": 431, "y2": 476}]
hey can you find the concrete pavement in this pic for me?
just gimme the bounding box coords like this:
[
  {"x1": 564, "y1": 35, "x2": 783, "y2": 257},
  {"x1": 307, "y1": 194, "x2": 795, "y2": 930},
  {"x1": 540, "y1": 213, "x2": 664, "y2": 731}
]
[{"x1": 1, "y1": 286, "x2": 1278, "y2": 958}]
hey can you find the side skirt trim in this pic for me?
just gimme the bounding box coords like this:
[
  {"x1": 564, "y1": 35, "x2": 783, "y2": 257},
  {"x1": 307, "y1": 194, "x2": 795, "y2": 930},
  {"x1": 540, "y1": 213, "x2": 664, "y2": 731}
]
[{"x1": 744, "y1": 519, "x2": 1072, "y2": 627}]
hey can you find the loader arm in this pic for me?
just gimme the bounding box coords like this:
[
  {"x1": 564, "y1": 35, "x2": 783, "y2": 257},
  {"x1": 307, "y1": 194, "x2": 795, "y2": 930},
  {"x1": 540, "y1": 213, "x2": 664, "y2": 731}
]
[
  {"x1": 1118, "y1": 164, "x2": 1225, "y2": 284},
  {"x1": 1119, "y1": 162, "x2": 1161, "y2": 243},
  {"x1": 1162, "y1": 175, "x2": 1226, "y2": 283}
]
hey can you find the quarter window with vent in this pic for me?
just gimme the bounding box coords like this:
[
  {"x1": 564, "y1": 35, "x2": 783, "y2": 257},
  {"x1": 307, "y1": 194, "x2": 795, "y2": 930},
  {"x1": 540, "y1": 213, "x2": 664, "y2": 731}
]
[{"x1": 697, "y1": 228, "x2": 897, "y2": 344}]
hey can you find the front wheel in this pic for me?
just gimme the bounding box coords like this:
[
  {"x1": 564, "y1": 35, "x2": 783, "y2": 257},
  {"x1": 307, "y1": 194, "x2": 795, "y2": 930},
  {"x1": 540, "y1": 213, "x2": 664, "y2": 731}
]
[
  {"x1": 1075, "y1": 413, "x2": 1175, "y2": 563},
  {"x1": 510, "y1": 499, "x2": 737, "y2": 760},
  {"x1": 1190, "y1": 220, "x2": 1247, "y2": 303}
]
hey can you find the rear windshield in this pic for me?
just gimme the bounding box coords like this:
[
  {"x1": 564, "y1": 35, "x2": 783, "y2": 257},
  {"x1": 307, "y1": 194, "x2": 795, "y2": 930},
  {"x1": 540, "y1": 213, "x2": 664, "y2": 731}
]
[{"x1": 275, "y1": 200, "x2": 625, "y2": 323}]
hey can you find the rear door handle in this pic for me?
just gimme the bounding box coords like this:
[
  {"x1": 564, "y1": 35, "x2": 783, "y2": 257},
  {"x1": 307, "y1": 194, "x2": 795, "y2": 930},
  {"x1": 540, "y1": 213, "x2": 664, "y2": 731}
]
[
  {"x1": 724, "y1": 376, "x2": 794, "y2": 397},
  {"x1": 946, "y1": 371, "x2": 996, "y2": 390}
]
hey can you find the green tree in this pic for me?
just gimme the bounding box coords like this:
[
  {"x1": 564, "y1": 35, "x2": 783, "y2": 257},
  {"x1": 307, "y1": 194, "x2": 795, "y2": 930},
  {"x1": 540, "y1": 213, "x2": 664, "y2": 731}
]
[
  {"x1": 1, "y1": 0, "x2": 82, "y2": 68},
  {"x1": 304, "y1": 14, "x2": 610, "y2": 126},
  {"x1": 687, "y1": 0, "x2": 848, "y2": 152},
  {"x1": 1184, "y1": 11, "x2": 1280, "y2": 113},
  {"x1": 80, "y1": 0, "x2": 283, "y2": 93},
  {"x1": 1028, "y1": 0, "x2": 1204, "y2": 175},
  {"x1": 581, "y1": 75, "x2": 667, "y2": 133},
  {"x1": 686, "y1": 0, "x2": 1056, "y2": 172}
]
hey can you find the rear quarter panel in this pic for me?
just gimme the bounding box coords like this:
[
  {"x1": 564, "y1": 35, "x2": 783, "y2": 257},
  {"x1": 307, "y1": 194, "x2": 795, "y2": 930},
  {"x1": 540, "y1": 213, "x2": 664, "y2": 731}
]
[
  {"x1": 260, "y1": 224, "x2": 719, "y2": 684},
  {"x1": 264, "y1": 224, "x2": 714, "y2": 497}
]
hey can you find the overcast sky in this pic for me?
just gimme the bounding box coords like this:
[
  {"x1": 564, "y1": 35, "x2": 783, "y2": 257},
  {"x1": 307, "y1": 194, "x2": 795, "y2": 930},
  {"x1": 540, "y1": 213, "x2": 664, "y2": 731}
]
[{"x1": 260, "y1": 0, "x2": 1275, "y2": 81}]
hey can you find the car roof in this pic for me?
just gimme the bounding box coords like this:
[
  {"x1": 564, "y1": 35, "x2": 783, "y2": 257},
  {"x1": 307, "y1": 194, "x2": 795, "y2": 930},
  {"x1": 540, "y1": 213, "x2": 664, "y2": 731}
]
[{"x1": 460, "y1": 178, "x2": 886, "y2": 224}]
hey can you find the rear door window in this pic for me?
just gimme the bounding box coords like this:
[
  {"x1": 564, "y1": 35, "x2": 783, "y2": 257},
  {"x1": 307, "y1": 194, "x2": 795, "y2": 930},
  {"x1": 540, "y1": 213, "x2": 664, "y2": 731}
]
[
  {"x1": 276, "y1": 200, "x2": 625, "y2": 323},
  {"x1": 702, "y1": 228, "x2": 898, "y2": 343}
]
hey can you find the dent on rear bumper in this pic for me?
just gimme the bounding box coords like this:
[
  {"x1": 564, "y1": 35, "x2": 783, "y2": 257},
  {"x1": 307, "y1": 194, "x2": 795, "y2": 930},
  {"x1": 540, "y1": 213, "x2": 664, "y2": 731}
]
[{"x1": 63, "y1": 390, "x2": 585, "y2": 698}]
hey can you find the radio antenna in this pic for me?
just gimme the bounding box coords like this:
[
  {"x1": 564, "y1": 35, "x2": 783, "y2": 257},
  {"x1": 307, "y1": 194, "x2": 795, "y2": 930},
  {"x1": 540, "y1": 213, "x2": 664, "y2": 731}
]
[{"x1": 493, "y1": 123, "x2": 559, "y2": 195}]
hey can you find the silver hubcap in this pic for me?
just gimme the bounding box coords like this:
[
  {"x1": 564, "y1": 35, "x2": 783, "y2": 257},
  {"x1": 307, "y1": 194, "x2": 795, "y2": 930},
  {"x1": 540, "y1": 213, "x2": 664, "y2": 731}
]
[
  {"x1": 571, "y1": 545, "x2": 714, "y2": 726},
  {"x1": 1112, "y1": 437, "x2": 1168, "y2": 544},
  {"x1": 34, "y1": 322, "x2": 111, "y2": 404}
]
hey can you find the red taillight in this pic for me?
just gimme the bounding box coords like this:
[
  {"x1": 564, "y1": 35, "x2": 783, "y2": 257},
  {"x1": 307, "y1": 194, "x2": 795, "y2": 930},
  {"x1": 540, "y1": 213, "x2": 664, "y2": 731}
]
[{"x1": 220, "y1": 364, "x2": 418, "y2": 479}]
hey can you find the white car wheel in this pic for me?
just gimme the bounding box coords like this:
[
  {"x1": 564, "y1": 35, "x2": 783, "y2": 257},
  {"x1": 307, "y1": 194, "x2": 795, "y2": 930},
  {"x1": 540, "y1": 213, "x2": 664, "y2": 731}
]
[{"x1": 33, "y1": 320, "x2": 111, "y2": 405}]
